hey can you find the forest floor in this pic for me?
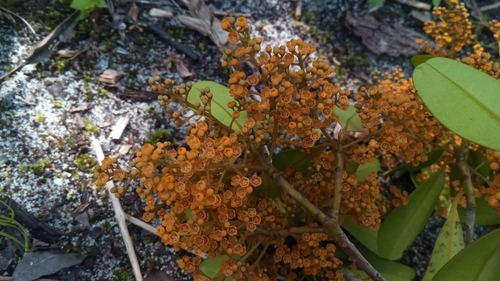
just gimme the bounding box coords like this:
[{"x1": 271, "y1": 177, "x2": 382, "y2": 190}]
[{"x1": 0, "y1": 0, "x2": 498, "y2": 280}]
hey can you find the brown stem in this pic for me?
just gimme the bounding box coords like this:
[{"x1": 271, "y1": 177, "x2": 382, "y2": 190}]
[
  {"x1": 254, "y1": 153, "x2": 385, "y2": 281},
  {"x1": 256, "y1": 226, "x2": 325, "y2": 236},
  {"x1": 457, "y1": 151, "x2": 475, "y2": 245}
]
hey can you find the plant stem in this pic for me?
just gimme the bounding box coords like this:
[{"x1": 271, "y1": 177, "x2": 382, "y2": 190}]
[
  {"x1": 332, "y1": 146, "x2": 344, "y2": 221},
  {"x1": 457, "y1": 149, "x2": 475, "y2": 245},
  {"x1": 256, "y1": 154, "x2": 385, "y2": 281},
  {"x1": 256, "y1": 226, "x2": 325, "y2": 236}
]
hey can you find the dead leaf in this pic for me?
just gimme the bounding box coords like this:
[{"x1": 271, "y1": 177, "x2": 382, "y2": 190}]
[
  {"x1": 0, "y1": 11, "x2": 80, "y2": 82},
  {"x1": 99, "y1": 69, "x2": 123, "y2": 86},
  {"x1": 143, "y1": 270, "x2": 175, "y2": 281},
  {"x1": 178, "y1": 0, "x2": 228, "y2": 48},
  {"x1": 13, "y1": 250, "x2": 86, "y2": 281},
  {"x1": 149, "y1": 8, "x2": 173, "y2": 18},
  {"x1": 127, "y1": 2, "x2": 140, "y2": 22},
  {"x1": 56, "y1": 49, "x2": 85, "y2": 59},
  {"x1": 175, "y1": 60, "x2": 193, "y2": 77}
]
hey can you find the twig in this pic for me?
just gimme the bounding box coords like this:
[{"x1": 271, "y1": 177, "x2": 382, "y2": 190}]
[
  {"x1": 332, "y1": 146, "x2": 344, "y2": 221},
  {"x1": 92, "y1": 139, "x2": 143, "y2": 281},
  {"x1": 256, "y1": 226, "x2": 325, "y2": 236},
  {"x1": 257, "y1": 152, "x2": 385, "y2": 281},
  {"x1": 108, "y1": 116, "x2": 130, "y2": 140},
  {"x1": 479, "y1": 2, "x2": 500, "y2": 12},
  {"x1": 0, "y1": 7, "x2": 37, "y2": 36},
  {"x1": 213, "y1": 10, "x2": 251, "y2": 17},
  {"x1": 0, "y1": 276, "x2": 59, "y2": 281},
  {"x1": 295, "y1": 0, "x2": 303, "y2": 19},
  {"x1": 393, "y1": 0, "x2": 431, "y2": 10}
]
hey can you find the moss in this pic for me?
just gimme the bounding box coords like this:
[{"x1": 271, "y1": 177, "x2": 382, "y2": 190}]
[
  {"x1": 54, "y1": 100, "x2": 62, "y2": 108},
  {"x1": 146, "y1": 129, "x2": 172, "y2": 144},
  {"x1": 30, "y1": 158, "x2": 50, "y2": 175},
  {"x1": 36, "y1": 113, "x2": 45, "y2": 123},
  {"x1": 112, "y1": 267, "x2": 134, "y2": 281},
  {"x1": 83, "y1": 118, "x2": 99, "y2": 135},
  {"x1": 75, "y1": 154, "x2": 97, "y2": 172}
]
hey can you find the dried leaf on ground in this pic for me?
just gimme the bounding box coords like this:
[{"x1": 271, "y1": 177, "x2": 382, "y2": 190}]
[
  {"x1": 148, "y1": 8, "x2": 173, "y2": 18},
  {"x1": 99, "y1": 69, "x2": 123, "y2": 86},
  {"x1": 127, "y1": 2, "x2": 140, "y2": 22},
  {"x1": 13, "y1": 250, "x2": 86, "y2": 281},
  {"x1": 179, "y1": 0, "x2": 228, "y2": 48},
  {"x1": 143, "y1": 270, "x2": 175, "y2": 281},
  {"x1": 0, "y1": 11, "x2": 80, "y2": 82}
]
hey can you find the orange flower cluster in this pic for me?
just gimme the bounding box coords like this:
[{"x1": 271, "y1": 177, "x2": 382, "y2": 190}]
[
  {"x1": 417, "y1": 0, "x2": 473, "y2": 56},
  {"x1": 93, "y1": 5, "x2": 500, "y2": 280}
]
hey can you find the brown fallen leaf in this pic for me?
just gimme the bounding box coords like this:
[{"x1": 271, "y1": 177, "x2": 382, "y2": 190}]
[
  {"x1": 175, "y1": 60, "x2": 193, "y2": 77},
  {"x1": 127, "y1": 2, "x2": 140, "y2": 22},
  {"x1": 99, "y1": 69, "x2": 123, "y2": 86},
  {"x1": 179, "y1": 0, "x2": 228, "y2": 49},
  {"x1": 56, "y1": 49, "x2": 85, "y2": 59}
]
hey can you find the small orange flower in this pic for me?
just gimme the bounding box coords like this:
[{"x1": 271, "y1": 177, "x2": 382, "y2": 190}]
[
  {"x1": 247, "y1": 74, "x2": 259, "y2": 86},
  {"x1": 97, "y1": 173, "x2": 109, "y2": 185},
  {"x1": 227, "y1": 30, "x2": 240, "y2": 44},
  {"x1": 236, "y1": 17, "x2": 247, "y2": 28}
]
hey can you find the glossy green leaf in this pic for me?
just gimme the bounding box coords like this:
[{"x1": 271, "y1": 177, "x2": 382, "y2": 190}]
[
  {"x1": 190, "y1": 81, "x2": 248, "y2": 130},
  {"x1": 422, "y1": 208, "x2": 464, "y2": 281},
  {"x1": 413, "y1": 57, "x2": 500, "y2": 151},
  {"x1": 256, "y1": 145, "x2": 326, "y2": 199},
  {"x1": 253, "y1": 172, "x2": 282, "y2": 199},
  {"x1": 368, "y1": 0, "x2": 386, "y2": 12},
  {"x1": 411, "y1": 55, "x2": 434, "y2": 67},
  {"x1": 272, "y1": 146, "x2": 326, "y2": 173},
  {"x1": 342, "y1": 215, "x2": 379, "y2": 255},
  {"x1": 432, "y1": 228, "x2": 500, "y2": 281},
  {"x1": 378, "y1": 169, "x2": 445, "y2": 260},
  {"x1": 199, "y1": 255, "x2": 229, "y2": 278},
  {"x1": 334, "y1": 105, "x2": 364, "y2": 132},
  {"x1": 350, "y1": 242, "x2": 415, "y2": 281},
  {"x1": 458, "y1": 196, "x2": 500, "y2": 225},
  {"x1": 384, "y1": 149, "x2": 443, "y2": 176},
  {"x1": 355, "y1": 159, "x2": 380, "y2": 182}
]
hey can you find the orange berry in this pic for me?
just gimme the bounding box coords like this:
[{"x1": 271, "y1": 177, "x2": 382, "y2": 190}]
[{"x1": 490, "y1": 162, "x2": 500, "y2": 171}]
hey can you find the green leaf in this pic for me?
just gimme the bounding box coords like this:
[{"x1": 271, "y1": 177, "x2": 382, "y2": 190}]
[
  {"x1": 351, "y1": 242, "x2": 416, "y2": 281},
  {"x1": 184, "y1": 209, "x2": 193, "y2": 220},
  {"x1": 71, "y1": 0, "x2": 98, "y2": 10},
  {"x1": 368, "y1": 0, "x2": 386, "y2": 12},
  {"x1": 355, "y1": 159, "x2": 380, "y2": 182},
  {"x1": 458, "y1": 196, "x2": 500, "y2": 225},
  {"x1": 384, "y1": 149, "x2": 443, "y2": 176},
  {"x1": 272, "y1": 146, "x2": 326, "y2": 173},
  {"x1": 334, "y1": 105, "x2": 364, "y2": 132},
  {"x1": 411, "y1": 55, "x2": 434, "y2": 67},
  {"x1": 468, "y1": 149, "x2": 491, "y2": 185},
  {"x1": 422, "y1": 208, "x2": 464, "y2": 281},
  {"x1": 255, "y1": 146, "x2": 326, "y2": 199},
  {"x1": 96, "y1": 0, "x2": 108, "y2": 8},
  {"x1": 190, "y1": 81, "x2": 248, "y2": 131},
  {"x1": 432, "y1": 0, "x2": 441, "y2": 6},
  {"x1": 432, "y1": 228, "x2": 500, "y2": 281},
  {"x1": 199, "y1": 255, "x2": 229, "y2": 278},
  {"x1": 378, "y1": 169, "x2": 445, "y2": 260},
  {"x1": 342, "y1": 215, "x2": 379, "y2": 255},
  {"x1": 413, "y1": 57, "x2": 500, "y2": 151}
]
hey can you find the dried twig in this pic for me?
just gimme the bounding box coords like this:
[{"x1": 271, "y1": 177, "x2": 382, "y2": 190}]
[
  {"x1": 0, "y1": 7, "x2": 37, "y2": 35},
  {"x1": 393, "y1": 0, "x2": 431, "y2": 10},
  {"x1": 92, "y1": 139, "x2": 143, "y2": 281},
  {"x1": 108, "y1": 116, "x2": 130, "y2": 140}
]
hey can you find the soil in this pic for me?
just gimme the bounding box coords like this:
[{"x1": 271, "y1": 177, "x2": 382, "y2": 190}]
[{"x1": 0, "y1": 0, "x2": 498, "y2": 280}]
